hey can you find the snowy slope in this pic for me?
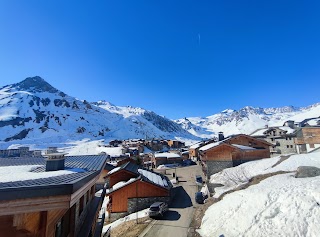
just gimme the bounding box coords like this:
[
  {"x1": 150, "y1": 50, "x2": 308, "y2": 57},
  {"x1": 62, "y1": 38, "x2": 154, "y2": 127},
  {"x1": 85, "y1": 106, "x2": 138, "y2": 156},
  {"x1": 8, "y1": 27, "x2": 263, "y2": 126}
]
[
  {"x1": 198, "y1": 153, "x2": 320, "y2": 237},
  {"x1": 0, "y1": 77, "x2": 198, "y2": 148},
  {"x1": 175, "y1": 104, "x2": 320, "y2": 137}
]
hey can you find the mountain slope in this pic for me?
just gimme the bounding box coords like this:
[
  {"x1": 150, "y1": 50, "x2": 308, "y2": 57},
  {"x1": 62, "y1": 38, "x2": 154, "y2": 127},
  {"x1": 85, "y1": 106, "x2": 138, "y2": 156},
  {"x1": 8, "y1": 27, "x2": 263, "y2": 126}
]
[
  {"x1": 175, "y1": 104, "x2": 320, "y2": 138},
  {"x1": 0, "y1": 77, "x2": 197, "y2": 146}
]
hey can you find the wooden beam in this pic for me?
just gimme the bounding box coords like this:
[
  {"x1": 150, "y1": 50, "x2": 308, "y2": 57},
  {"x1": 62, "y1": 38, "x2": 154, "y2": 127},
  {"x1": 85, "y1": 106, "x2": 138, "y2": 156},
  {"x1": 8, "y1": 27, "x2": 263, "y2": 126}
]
[{"x1": 0, "y1": 196, "x2": 70, "y2": 216}]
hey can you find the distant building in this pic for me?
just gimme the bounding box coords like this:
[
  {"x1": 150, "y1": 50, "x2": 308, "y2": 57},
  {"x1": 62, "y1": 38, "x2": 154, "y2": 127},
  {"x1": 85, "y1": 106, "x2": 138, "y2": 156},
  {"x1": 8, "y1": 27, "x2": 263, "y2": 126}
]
[
  {"x1": 152, "y1": 152, "x2": 183, "y2": 168},
  {"x1": 199, "y1": 134, "x2": 271, "y2": 179},
  {"x1": 166, "y1": 140, "x2": 185, "y2": 149},
  {"x1": 0, "y1": 146, "x2": 43, "y2": 158},
  {"x1": 250, "y1": 126, "x2": 297, "y2": 156},
  {"x1": 295, "y1": 127, "x2": 320, "y2": 153}
]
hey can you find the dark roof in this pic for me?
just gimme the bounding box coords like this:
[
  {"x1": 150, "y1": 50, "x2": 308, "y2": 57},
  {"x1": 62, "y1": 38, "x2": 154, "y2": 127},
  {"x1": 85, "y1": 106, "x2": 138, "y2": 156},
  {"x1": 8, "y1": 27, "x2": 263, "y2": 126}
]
[
  {"x1": 106, "y1": 165, "x2": 172, "y2": 195},
  {"x1": 106, "y1": 161, "x2": 141, "y2": 177},
  {"x1": 105, "y1": 163, "x2": 116, "y2": 171},
  {"x1": 0, "y1": 155, "x2": 107, "y2": 201},
  {"x1": 0, "y1": 155, "x2": 106, "y2": 171}
]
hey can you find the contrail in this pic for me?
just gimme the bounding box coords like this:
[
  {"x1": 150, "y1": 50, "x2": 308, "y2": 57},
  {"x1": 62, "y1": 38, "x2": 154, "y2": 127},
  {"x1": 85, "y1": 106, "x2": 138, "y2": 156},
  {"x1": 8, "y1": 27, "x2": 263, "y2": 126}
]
[{"x1": 198, "y1": 33, "x2": 201, "y2": 45}]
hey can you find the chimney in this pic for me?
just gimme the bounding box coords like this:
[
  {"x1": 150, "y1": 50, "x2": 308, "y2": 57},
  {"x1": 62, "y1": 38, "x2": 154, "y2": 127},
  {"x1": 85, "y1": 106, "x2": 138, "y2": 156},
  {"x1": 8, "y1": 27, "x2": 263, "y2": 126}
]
[
  {"x1": 44, "y1": 148, "x2": 67, "y2": 171},
  {"x1": 265, "y1": 125, "x2": 268, "y2": 128},
  {"x1": 218, "y1": 132, "x2": 224, "y2": 141}
]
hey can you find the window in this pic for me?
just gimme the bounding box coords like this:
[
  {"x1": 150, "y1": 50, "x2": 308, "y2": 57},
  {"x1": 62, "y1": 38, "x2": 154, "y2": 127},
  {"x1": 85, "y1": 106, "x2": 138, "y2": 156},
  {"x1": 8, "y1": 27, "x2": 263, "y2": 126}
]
[
  {"x1": 55, "y1": 220, "x2": 62, "y2": 237},
  {"x1": 287, "y1": 145, "x2": 289, "y2": 148},
  {"x1": 290, "y1": 145, "x2": 293, "y2": 148},
  {"x1": 310, "y1": 144, "x2": 315, "y2": 148}
]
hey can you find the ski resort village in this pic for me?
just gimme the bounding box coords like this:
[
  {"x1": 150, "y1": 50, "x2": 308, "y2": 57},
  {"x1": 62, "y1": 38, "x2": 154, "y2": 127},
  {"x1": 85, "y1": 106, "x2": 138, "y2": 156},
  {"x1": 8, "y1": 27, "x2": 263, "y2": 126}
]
[{"x1": 0, "y1": 77, "x2": 319, "y2": 237}]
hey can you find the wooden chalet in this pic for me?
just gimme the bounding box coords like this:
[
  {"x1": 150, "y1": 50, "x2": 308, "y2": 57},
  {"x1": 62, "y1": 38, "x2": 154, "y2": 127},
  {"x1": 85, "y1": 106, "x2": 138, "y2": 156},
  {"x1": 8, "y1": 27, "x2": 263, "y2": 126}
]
[
  {"x1": 0, "y1": 154, "x2": 107, "y2": 237},
  {"x1": 295, "y1": 127, "x2": 320, "y2": 153},
  {"x1": 166, "y1": 140, "x2": 185, "y2": 149},
  {"x1": 152, "y1": 152, "x2": 183, "y2": 168},
  {"x1": 105, "y1": 162, "x2": 172, "y2": 221},
  {"x1": 199, "y1": 134, "x2": 272, "y2": 178}
]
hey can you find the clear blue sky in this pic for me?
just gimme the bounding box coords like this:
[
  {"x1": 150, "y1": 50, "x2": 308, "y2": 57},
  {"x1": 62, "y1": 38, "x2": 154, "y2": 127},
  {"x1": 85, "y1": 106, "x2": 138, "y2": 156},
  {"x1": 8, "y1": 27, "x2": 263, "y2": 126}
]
[{"x1": 0, "y1": 1, "x2": 320, "y2": 119}]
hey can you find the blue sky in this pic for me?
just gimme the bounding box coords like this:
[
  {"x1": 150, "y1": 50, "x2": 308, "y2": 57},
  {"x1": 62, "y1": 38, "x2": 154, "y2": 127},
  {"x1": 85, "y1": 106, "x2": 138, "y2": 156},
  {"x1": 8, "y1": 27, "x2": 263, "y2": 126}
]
[{"x1": 0, "y1": 1, "x2": 319, "y2": 119}]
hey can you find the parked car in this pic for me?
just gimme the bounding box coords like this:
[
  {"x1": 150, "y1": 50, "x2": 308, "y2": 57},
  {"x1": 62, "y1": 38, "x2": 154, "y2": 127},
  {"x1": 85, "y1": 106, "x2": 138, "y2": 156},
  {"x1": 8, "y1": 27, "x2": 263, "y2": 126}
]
[
  {"x1": 195, "y1": 175, "x2": 203, "y2": 185},
  {"x1": 148, "y1": 202, "x2": 168, "y2": 217},
  {"x1": 182, "y1": 159, "x2": 196, "y2": 166},
  {"x1": 195, "y1": 191, "x2": 207, "y2": 204}
]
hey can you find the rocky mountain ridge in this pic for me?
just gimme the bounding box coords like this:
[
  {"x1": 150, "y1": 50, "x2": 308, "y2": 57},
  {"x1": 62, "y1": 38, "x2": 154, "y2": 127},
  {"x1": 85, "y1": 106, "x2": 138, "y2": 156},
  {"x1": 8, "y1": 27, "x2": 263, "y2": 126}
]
[{"x1": 0, "y1": 77, "x2": 197, "y2": 146}]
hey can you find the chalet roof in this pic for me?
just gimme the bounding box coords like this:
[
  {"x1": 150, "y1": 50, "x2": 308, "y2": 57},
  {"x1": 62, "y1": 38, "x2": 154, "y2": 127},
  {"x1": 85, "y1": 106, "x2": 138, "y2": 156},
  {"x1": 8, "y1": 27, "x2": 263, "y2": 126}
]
[
  {"x1": 199, "y1": 134, "x2": 272, "y2": 152},
  {"x1": 250, "y1": 126, "x2": 296, "y2": 137},
  {"x1": 232, "y1": 144, "x2": 257, "y2": 150},
  {"x1": 189, "y1": 142, "x2": 204, "y2": 149},
  {"x1": 106, "y1": 161, "x2": 141, "y2": 176},
  {"x1": 199, "y1": 141, "x2": 227, "y2": 151},
  {"x1": 0, "y1": 155, "x2": 107, "y2": 201},
  {"x1": 154, "y1": 152, "x2": 181, "y2": 159},
  {"x1": 105, "y1": 166, "x2": 172, "y2": 195},
  {"x1": 104, "y1": 163, "x2": 116, "y2": 171}
]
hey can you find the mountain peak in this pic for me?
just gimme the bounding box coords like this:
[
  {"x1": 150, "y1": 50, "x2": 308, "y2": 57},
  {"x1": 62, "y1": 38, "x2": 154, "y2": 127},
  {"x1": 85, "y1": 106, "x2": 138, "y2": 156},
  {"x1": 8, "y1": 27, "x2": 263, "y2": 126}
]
[{"x1": 14, "y1": 76, "x2": 59, "y2": 93}]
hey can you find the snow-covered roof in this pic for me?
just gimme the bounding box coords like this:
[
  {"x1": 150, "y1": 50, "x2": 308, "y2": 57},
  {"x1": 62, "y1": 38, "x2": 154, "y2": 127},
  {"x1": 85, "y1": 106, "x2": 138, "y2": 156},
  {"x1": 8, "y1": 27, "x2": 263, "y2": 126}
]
[
  {"x1": 189, "y1": 142, "x2": 203, "y2": 149},
  {"x1": 107, "y1": 166, "x2": 121, "y2": 175},
  {"x1": 251, "y1": 126, "x2": 296, "y2": 136},
  {"x1": 232, "y1": 144, "x2": 257, "y2": 150},
  {"x1": 199, "y1": 141, "x2": 223, "y2": 151},
  {"x1": 0, "y1": 165, "x2": 76, "y2": 183},
  {"x1": 154, "y1": 152, "x2": 181, "y2": 159},
  {"x1": 138, "y1": 169, "x2": 169, "y2": 187}
]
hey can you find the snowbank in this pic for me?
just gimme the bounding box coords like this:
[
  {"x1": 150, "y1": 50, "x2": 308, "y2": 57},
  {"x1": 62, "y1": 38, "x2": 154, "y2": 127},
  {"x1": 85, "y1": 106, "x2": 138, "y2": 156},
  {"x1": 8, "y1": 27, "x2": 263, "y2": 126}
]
[
  {"x1": 198, "y1": 153, "x2": 320, "y2": 237},
  {"x1": 102, "y1": 208, "x2": 149, "y2": 235},
  {"x1": 210, "y1": 153, "x2": 320, "y2": 198}
]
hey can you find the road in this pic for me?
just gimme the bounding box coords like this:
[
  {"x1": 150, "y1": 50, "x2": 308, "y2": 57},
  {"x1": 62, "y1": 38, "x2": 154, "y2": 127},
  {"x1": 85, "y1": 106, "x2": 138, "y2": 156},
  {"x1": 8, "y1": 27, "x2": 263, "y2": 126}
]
[{"x1": 139, "y1": 165, "x2": 204, "y2": 237}]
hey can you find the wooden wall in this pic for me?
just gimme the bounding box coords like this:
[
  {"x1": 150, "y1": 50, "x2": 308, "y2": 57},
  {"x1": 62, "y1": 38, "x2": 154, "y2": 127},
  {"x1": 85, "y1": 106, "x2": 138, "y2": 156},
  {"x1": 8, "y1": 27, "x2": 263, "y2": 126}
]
[
  {"x1": 202, "y1": 144, "x2": 236, "y2": 161},
  {"x1": 46, "y1": 209, "x2": 68, "y2": 237},
  {"x1": 110, "y1": 180, "x2": 169, "y2": 213},
  {"x1": 227, "y1": 135, "x2": 270, "y2": 149},
  {"x1": 295, "y1": 127, "x2": 320, "y2": 145},
  {"x1": 97, "y1": 169, "x2": 109, "y2": 184}
]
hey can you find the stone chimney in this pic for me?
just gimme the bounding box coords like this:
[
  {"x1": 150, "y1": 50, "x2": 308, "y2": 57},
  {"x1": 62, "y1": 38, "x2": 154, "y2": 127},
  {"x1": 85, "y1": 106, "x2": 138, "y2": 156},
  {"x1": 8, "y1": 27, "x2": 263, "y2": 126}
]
[
  {"x1": 44, "y1": 148, "x2": 67, "y2": 171},
  {"x1": 218, "y1": 132, "x2": 224, "y2": 141}
]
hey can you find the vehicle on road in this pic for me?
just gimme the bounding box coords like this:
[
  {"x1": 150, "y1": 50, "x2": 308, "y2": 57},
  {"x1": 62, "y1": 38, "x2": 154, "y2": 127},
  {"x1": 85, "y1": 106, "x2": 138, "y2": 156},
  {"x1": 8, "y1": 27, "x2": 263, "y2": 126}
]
[
  {"x1": 195, "y1": 175, "x2": 203, "y2": 185},
  {"x1": 148, "y1": 202, "x2": 169, "y2": 217},
  {"x1": 182, "y1": 159, "x2": 197, "y2": 166},
  {"x1": 195, "y1": 191, "x2": 206, "y2": 204}
]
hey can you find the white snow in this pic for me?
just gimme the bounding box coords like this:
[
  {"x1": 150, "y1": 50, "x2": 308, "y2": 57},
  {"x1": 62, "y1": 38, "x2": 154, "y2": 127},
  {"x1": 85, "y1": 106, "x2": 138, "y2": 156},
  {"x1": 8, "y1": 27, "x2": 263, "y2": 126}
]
[
  {"x1": 107, "y1": 178, "x2": 137, "y2": 193},
  {"x1": 138, "y1": 169, "x2": 169, "y2": 187},
  {"x1": 0, "y1": 165, "x2": 75, "y2": 183},
  {"x1": 233, "y1": 144, "x2": 257, "y2": 150},
  {"x1": 198, "y1": 153, "x2": 320, "y2": 237},
  {"x1": 199, "y1": 141, "x2": 223, "y2": 151},
  {"x1": 107, "y1": 167, "x2": 121, "y2": 175},
  {"x1": 101, "y1": 208, "x2": 149, "y2": 235},
  {"x1": 154, "y1": 152, "x2": 180, "y2": 158}
]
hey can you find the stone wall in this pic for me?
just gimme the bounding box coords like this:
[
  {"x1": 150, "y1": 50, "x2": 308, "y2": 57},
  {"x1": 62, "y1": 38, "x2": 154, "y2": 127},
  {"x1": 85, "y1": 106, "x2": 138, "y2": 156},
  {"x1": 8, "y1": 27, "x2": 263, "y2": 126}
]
[
  {"x1": 108, "y1": 212, "x2": 128, "y2": 222},
  {"x1": 128, "y1": 196, "x2": 170, "y2": 214},
  {"x1": 206, "y1": 161, "x2": 233, "y2": 179}
]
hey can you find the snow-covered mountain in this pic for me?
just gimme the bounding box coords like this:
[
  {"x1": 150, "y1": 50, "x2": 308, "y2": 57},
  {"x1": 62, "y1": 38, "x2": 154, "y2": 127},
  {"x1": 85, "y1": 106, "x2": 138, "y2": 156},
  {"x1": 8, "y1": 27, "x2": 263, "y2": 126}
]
[
  {"x1": 0, "y1": 76, "x2": 197, "y2": 147},
  {"x1": 175, "y1": 104, "x2": 320, "y2": 138}
]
